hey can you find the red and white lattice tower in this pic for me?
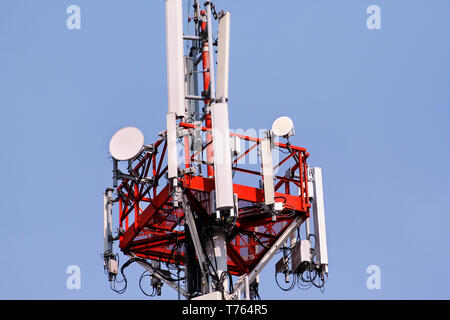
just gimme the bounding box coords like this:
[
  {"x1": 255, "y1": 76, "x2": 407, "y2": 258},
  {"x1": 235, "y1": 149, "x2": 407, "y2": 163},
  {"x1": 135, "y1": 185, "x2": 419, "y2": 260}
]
[{"x1": 102, "y1": 0, "x2": 328, "y2": 300}]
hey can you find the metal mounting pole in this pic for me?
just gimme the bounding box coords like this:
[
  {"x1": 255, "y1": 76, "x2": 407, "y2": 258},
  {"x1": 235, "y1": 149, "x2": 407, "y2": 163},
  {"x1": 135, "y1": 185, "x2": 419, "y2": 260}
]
[{"x1": 244, "y1": 275, "x2": 250, "y2": 300}]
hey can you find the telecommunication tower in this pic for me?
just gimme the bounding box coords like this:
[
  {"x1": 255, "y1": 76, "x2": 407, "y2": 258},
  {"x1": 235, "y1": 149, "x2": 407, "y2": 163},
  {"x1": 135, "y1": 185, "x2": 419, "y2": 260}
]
[{"x1": 102, "y1": 0, "x2": 328, "y2": 300}]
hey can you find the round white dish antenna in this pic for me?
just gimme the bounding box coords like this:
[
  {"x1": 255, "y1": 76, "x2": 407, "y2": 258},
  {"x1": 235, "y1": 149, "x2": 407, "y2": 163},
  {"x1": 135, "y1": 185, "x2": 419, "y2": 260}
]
[
  {"x1": 271, "y1": 116, "x2": 294, "y2": 137},
  {"x1": 109, "y1": 126, "x2": 144, "y2": 161}
]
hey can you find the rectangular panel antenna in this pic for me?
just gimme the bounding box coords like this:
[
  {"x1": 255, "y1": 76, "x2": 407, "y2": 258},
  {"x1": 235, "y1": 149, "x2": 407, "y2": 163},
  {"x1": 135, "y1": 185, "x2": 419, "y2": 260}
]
[
  {"x1": 166, "y1": 112, "x2": 178, "y2": 180},
  {"x1": 311, "y1": 167, "x2": 328, "y2": 273},
  {"x1": 261, "y1": 138, "x2": 275, "y2": 205},
  {"x1": 165, "y1": 0, "x2": 185, "y2": 116},
  {"x1": 216, "y1": 11, "x2": 231, "y2": 101},
  {"x1": 103, "y1": 189, "x2": 113, "y2": 254},
  {"x1": 211, "y1": 103, "x2": 234, "y2": 212}
]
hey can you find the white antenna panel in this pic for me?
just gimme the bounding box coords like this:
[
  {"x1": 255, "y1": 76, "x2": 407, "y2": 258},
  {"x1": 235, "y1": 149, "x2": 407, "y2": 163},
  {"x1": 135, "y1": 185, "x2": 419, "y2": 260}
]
[
  {"x1": 261, "y1": 138, "x2": 275, "y2": 205},
  {"x1": 311, "y1": 167, "x2": 328, "y2": 273},
  {"x1": 166, "y1": 112, "x2": 179, "y2": 180},
  {"x1": 109, "y1": 126, "x2": 144, "y2": 161},
  {"x1": 211, "y1": 103, "x2": 234, "y2": 211},
  {"x1": 216, "y1": 11, "x2": 231, "y2": 101},
  {"x1": 165, "y1": 0, "x2": 185, "y2": 116}
]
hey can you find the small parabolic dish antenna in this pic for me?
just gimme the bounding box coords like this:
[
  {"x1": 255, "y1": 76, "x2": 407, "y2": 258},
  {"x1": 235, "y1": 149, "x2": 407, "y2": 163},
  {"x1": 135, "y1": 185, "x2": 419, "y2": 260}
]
[
  {"x1": 109, "y1": 126, "x2": 144, "y2": 161},
  {"x1": 272, "y1": 116, "x2": 294, "y2": 137}
]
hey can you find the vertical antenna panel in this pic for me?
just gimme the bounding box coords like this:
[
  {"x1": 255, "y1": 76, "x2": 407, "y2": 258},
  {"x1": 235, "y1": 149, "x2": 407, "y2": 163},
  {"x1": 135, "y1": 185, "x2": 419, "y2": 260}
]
[
  {"x1": 312, "y1": 167, "x2": 328, "y2": 273},
  {"x1": 166, "y1": 112, "x2": 178, "y2": 179},
  {"x1": 165, "y1": 0, "x2": 185, "y2": 116},
  {"x1": 205, "y1": 2, "x2": 216, "y2": 101},
  {"x1": 103, "y1": 188, "x2": 113, "y2": 254},
  {"x1": 261, "y1": 138, "x2": 275, "y2": 205},
  {"x1": 211, "y1": 103, "x2": 234, "y2": 210},
  {"x1": 216, "y1": 11, "x2": 231, "y2": 101},
  {"x1": 184, "y1": 56, "x2": 199, "y2": 121}
]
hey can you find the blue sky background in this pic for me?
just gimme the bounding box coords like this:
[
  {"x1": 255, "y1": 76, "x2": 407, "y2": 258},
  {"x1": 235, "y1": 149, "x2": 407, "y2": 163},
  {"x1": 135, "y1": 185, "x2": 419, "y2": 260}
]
[{"x1": 0, "y1": 0, "x2": 449, "y2": 299}]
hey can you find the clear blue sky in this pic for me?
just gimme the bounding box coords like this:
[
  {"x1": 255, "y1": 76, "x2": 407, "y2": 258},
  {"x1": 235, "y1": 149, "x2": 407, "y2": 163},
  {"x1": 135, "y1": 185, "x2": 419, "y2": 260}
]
[{"x1": 1, "y1": 0, "x2": 449, "y2": 299}]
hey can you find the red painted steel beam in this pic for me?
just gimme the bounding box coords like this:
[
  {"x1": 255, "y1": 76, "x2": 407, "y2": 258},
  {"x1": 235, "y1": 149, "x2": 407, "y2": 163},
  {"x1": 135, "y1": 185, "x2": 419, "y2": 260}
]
[
  {"x1": 178, "y1": 122, "x2": 308, "y2": 152},
  {"x1": 120, "y1": 184, "x2": 172, "y2": 251},
  {"x1": 183, "y1": 176, "x2": 304, "y2": 209},
  {"x1": 184, "y1": 189, "x2": 211, "y2": 222},
  {"x1": 226, "y1": 242, "x2": 248, "y2": 274}
]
